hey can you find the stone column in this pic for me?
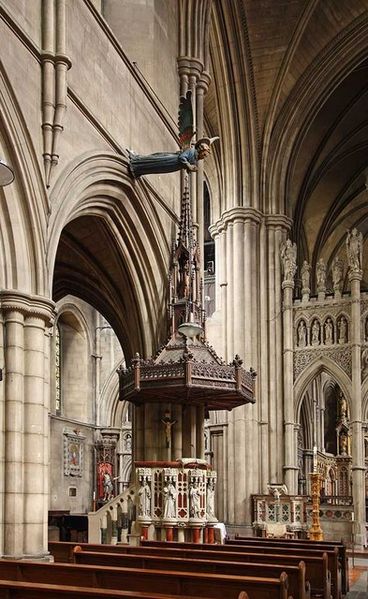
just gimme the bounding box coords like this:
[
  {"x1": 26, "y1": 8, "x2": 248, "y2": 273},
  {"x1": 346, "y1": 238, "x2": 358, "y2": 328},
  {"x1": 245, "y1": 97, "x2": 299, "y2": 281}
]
[
  {"x1": 265, "y1": 216, "x2": 292, "y2": 487},
  {"x1": 281, "y1": 241, "x2": 298, "y2": 494},
  {"x1": 1, "y1": 292, "x2": 55, "y2": 559},
  {"x1": 210, "y1": 208, "x2": 262, "y2": 528},
  {"x1": 3, "y1": 307, "x2": 24, "y2": 558},
  {"x1": 349, "y1": 267, "x2": 365, "y2": 546}
]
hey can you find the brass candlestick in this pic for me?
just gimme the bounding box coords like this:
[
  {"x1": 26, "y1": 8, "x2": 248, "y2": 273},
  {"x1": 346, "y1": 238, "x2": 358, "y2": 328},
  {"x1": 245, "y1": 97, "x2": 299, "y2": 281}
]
[{"x1": 309, "y1": 471, "x2": 324, "y2": 541}]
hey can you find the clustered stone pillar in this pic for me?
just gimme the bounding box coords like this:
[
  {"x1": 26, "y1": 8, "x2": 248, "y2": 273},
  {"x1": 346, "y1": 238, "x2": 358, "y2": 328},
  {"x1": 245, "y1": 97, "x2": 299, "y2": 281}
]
[
  {"x1": 349, "y1": 267, "x2": 365, "y2": 546},
  {"x1": 280, "y1": 238, "x2": 298, "y2": 494},
  {"x1": 209, "y1": 208, "x2": 261, "y2": 528},
  {"x1": 1, "y1": 292, "x2": 55, "y2": 558},
  {"x1": 265, "y1": 216, "x2": 292, "y2": 489}
]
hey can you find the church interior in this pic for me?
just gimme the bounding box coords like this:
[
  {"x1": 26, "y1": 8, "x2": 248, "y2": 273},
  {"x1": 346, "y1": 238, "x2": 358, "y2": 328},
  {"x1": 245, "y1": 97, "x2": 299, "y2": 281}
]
[{"x1": 0, "y1": 0, "x2": 368, "y2": 596}]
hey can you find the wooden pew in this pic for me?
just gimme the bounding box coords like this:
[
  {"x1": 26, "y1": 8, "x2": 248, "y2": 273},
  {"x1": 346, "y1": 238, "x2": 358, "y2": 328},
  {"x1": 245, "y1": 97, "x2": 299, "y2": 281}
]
[
  {"x1": 233, "y1": 535, "x2": 348, "y2": 595},
  {"x1": 0, "y1": 559, "x2": 292, "y2": 599},
  {"x1": 73, "y1": 548, "x2": 310, "y2": 599},
  {"x1": 225, "y1": 540, "x2": 340, "y2": 598},
  {"x1": 0, "y1": 579, "x2": 214, "y2": 599},
  {"x1": 141, "y1": 541, "x2": 334, "y2": 599},
  {"x1": 49, "y1": 542, "x2": 330, "y2": 599}
]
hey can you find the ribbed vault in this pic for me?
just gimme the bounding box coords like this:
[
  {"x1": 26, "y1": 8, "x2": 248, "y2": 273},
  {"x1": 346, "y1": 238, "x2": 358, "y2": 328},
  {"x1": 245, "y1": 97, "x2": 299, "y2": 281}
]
[{"x1": 206, "y1": 0, "x2": 368, "y2": 290}]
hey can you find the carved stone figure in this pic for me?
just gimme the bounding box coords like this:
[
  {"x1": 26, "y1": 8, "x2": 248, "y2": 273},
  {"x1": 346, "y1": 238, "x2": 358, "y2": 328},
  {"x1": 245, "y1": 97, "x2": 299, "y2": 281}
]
[
  {"x1": 163, "y1": 479, "x2": 177, "y2": 519},
  {"x1": 138, "y1": 477, "x2": 151, "y2": 517},
  {"x1": 301, "y1": 260, "x2": 311, "y2": 292},
  {"x1": 324, "y1": 318, "x2": 333, "y2": 345},
  {"x1": 339, "y1": 434, "x2": 348, "y2": 455},
  {"x1": 338, "y1": 317, "x2": 347, "y2": 344},
  {"x1": 346, "y1": 228, "x2": 363, "y2": 273},
  {"x1": 280, "y1": 239, "x2": 297, "y2": 283},
  {"x1": 190, "y1": 482, "x2": 201, "y2": 518},
  {"x1": 206, "y1": 481, "x2": 215, "y2": 518},
  {"x1": 297, "y1": 320, "x2": 307, "y2": 348},
  {"x1": 339, "y1": 394, "x2": 348, "y2": 419},
  {"x1": 311, "y1": 320, "x2": 320, "y2": 346},
  {"x1": 316, "y1": 258, "x2": 326, "y2": 292},
  {"x1": 332, "y1": 256, "x2": 344, "y2": 293},
  {"x1": 127, "y1": 91, "x2": 219, "y2": 178}
]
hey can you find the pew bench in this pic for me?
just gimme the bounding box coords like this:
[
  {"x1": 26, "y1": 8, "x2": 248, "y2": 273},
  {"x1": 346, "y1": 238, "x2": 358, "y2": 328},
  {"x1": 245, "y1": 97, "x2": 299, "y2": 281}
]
[
  {"x1": 225, "y1": 540, "x2": 340, "y2": 598},
  {"x1": 49, "y1": 542, "x2": 329, "y2": 599},
  {"x1": 73, "y1": 548, "x2": 310, "y2": 599},
  {"x1": 141, "y1": 542, "x2": 334, "y2": 599},
  {"x1": 0, "y1": 579, "x2": 214, "y2": 599},
  {"x1": 233, "y1": 535, "x2": 348, "y2": 595},
  {"x1": 0, "y1": 559, "x2": 291, "y2": 599}
]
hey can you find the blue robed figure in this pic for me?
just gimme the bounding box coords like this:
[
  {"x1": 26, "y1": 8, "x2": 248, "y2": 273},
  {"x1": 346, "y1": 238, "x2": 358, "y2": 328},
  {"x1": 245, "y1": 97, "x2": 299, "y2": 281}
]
[{"x1": 127, "y1": 91, "x2": 219, "y2": 178}]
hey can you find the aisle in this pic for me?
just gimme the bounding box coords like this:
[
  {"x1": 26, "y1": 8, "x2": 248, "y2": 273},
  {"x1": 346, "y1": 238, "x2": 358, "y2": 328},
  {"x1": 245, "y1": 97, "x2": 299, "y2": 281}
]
[{"x1": 347, "y1": 558, "x2": 368, "y2": 598}]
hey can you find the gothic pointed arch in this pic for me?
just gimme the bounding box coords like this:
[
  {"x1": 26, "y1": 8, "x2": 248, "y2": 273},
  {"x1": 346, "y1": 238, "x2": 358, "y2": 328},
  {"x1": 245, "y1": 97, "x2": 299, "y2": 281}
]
[
  {"x1": 294, "y1": 356, "x2": 352, "y2": 422},
  {"x1": 0, "y1": 62, "x2": 49, "y2": 295},
  {"x1": 48, "y1": 151, "x2": 170, "y2": 360}
]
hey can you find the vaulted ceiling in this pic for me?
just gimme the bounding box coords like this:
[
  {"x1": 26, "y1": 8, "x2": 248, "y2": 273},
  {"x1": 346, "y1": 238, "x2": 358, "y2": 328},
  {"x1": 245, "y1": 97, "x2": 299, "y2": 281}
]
[{"x1": 207, "y1": 0, "x2": 368, "y2": 289}]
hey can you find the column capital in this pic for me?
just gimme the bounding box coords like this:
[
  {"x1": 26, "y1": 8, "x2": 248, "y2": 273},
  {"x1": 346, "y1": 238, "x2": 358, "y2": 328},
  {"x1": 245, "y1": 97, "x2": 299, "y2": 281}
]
[
  {"x1": 197, "y1": 71, "x2": 211, "y2": 94},
  {"x1": 0, "y1": 291, "x2": 56, "y2": 326},
  {"x1": 348, "y1": 269, "x2": 363, "y2": 283},
  {"x1": 177, "y1": 56, "x2": 203, "y2": 80},
  {"x1": 264, "y1": 214, "x2": 293, "y2": 230},
  {"x1": 210, "y1": 207, "x2": 263, "y2": 235}
]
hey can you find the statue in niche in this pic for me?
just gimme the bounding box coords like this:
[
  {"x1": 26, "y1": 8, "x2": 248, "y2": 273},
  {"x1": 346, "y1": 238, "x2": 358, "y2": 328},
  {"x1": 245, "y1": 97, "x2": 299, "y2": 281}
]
[
  {"x1": 338, "y1": 316, "x2": 347, "y2": 344},
  {"x1": 161, "y1": 410, "x2": 177, "y2": 448},
  {"x1": 346, "y1": 228, "x2": 363, "y2": 272},
  {"x1": 190, "y1": 482, "x2": 201, "y2": 518},
  {"x1": 206, "y1": 480, "x2": 215, "y2": 518},
  {"x1": 127, "y1": 91, "x2": 219, "y2": 178},
  {"x1": 311, "y1": 320, "x2": 320, "y2": 346},
  {"x1": 301, "y1": 260, "x2": 311, "y2": 291},
  {"x1": 297, "y1": 320, "x2": 307, "y2": 348},
  {"x1": 280, "y1": 239, "x2": 297, "y2": 283},
  {"x1": 332, "y1": 256, "x2": 344, "y2": 292},
  {"x1": 365, "y1": 317, "x2": 368, "y2": 342},
  {"x1": 339, "y1": 434, "x2": 348, "y2": 455},
  {"x1": 324, "y1": 318, "x2": 333, "y2": 345},
  {"x1": 163, "y1": 478, "x2": 177, "y2": 519},
  {"x1": 316, "y1": 258, "x2": 326, "y2": 292},
  {"x1": 138, "y1": 476, "x2": 151, "y2": 517},
  {"x1": 338, "y1": 393, "x2": 348, "y2": 420},
  {"x1": 124, "y1": 434, "x2": 132, "y2": 453}
]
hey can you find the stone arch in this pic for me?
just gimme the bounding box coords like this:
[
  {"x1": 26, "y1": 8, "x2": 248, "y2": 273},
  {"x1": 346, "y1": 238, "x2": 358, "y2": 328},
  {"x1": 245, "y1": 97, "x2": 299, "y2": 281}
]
[
  {"x1": 294, "y1": 356, "x2": 352, "y2": 423},
  {"x1": 47, "y1": 151, "x2": 170, "y2": 360},
  {"x1": 0, "y1": 64, "x2": 48, "y2": 295}
]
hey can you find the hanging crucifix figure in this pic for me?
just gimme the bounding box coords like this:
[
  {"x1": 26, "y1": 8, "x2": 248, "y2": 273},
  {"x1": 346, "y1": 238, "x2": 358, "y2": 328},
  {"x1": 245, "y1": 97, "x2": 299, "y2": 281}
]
[
  {"x1": 161, "y1": 410, "x2": 177, "y2": 448},
  {"x1": 127, "y1": 91, "x2": 219, "y2": 178}
]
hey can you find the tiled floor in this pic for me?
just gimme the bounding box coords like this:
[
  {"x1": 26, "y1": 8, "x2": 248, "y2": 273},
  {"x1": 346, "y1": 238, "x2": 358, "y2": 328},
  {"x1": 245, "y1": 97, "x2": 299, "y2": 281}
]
[{"x1": 347, "y1": 558, "x2": 368, "y2": 597}]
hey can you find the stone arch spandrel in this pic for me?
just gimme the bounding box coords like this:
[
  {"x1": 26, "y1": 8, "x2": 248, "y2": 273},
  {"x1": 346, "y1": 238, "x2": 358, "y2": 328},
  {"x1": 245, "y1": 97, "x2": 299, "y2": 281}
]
[
  {"x1": 0, "y1": 66, "x2": 49, "y2": 296},
  {"x1": 47, "y1": 152, "x2": 170, "y2": 360},
  {"x1": 294, "y1": 355, "x2": 352, "y2": 423}
]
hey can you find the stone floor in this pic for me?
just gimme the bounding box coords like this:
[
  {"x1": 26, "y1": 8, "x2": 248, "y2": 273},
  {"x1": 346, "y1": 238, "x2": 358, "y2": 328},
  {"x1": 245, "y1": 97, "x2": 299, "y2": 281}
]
[{"x1": 347, "y1": 557, "x2": 368, "y2": 597}]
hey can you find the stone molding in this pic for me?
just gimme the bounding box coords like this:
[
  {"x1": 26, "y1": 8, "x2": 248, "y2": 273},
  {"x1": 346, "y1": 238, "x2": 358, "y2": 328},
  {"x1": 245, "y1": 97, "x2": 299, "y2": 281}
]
[
  {"x1": 0, "y1": 291, "x2": 56, "y2": 325},
  {"x1": 209, "y1": 206, "x2": 263, "y2": 236},
  {"x1": 264, "y1": 214, "x2": 293, "y2": 230}
]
